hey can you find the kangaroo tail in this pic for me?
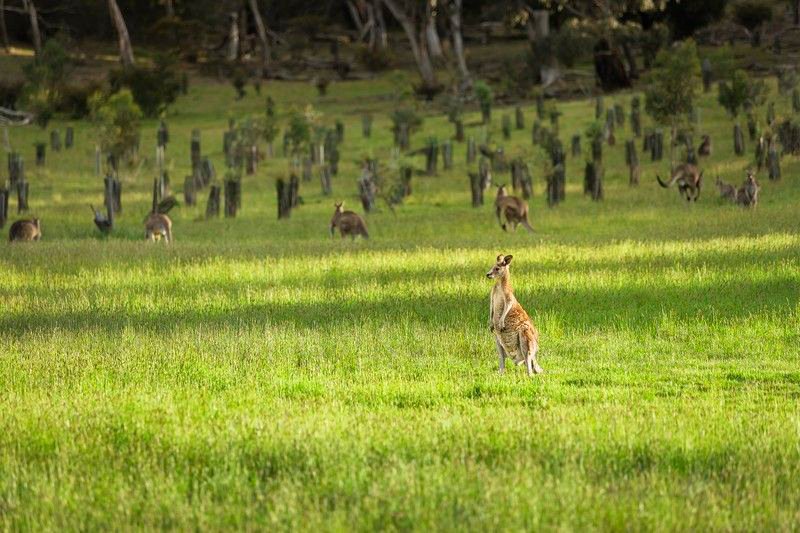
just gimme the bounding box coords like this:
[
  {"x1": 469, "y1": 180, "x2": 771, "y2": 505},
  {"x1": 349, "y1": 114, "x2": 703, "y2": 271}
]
[{"x1": 656, "y1": 173, "x2": 674, "y2": 188}]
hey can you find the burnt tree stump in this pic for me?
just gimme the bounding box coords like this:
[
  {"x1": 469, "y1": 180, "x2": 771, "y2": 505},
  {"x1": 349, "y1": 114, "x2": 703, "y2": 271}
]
[
  {"x1": 206, "y1": 185, "x2": 221, "y2": 219},
  {"x1": 479, "y1": 157, "x2": 492, "y2": 191},
  {"x1": 469, "y1": 172, "x2": 483, "y2": 207},
  {"x1": 454, "y1": 119, "x2": 464, "y2": 142},
  {"x1": 768, "y1": 145, "x2": 781, "y2": 180},
  {"x1": 184, "y1": 176, "x2": 196, "y2": 206},
  {"x1": 734, "y1": 124, "x2": 746, "y2": 156},
  {"x1": 584, "y1": 161, "x2": 603, "y2": 201},
  {"x1": 104, "y1": 175, "x2": 122, "y2": 214},
  {"x1": 190, "y1": 129, "x2": 201, "y2": 173},
  {"x1": 626, "y1": 140, "x2": 639, "y2": 186},
  {"x1": 467, "y1": 137, "x2": 476, "y2": 164},
  {"x1": 276, "y1": 179, "x2": 290, "y2": 219},
  {"x1": 425, "y1": 138, "x2": 439, "y2": 176},
  {"x1": 320, "y1": 165, "x2": 332, "y2": 195},
  {"x1": 571, "y1": 135, "x2": 581, "y2": 157},
  {"x1": 502, "y1": 115, "x2": 511, "y2": 140},
  {"x1": 50, "y1": 130, "x2": 61, "y2": 152},
  {"x1": 35, "y1": 143, "x2": 46, "y2": 166},
  {"x1": 65, "y1": 127, "x2": 74, "y2": 149},
  {"x1": 442, "y1": 140, "x2": 453, "y2": 170},
  {"x1": 515, "y1": 107, "x2": 525, "y2": 130},
  {"x1": 16, "y1": 181, "x2": 29, "y2": 213},
  {"x1": 362, "y1": 114, "x2": 372, "y2": 138},
  {"x1": 224, "y1": 179, "x2": 241, "y2": 217}
]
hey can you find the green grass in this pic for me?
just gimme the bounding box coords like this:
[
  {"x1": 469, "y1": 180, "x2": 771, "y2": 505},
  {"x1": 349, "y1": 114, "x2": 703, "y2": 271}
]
[{"x1": 1, "y1": 68, "x2": 800, "y2": 531}]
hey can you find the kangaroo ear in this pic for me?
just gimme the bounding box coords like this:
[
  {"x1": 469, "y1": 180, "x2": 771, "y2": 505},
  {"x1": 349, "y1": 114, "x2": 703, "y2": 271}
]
[
  {"x1": 496, "y1": 254, "x2": 504, "y2": 263},
  {"x1": 503, "y1": 255, "x2": 513, "y2": 265}
]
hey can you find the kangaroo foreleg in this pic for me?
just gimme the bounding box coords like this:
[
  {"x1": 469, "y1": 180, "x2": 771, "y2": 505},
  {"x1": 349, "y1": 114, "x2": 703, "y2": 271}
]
[{"x1": 495, "y1": 336, "x2": 507, "y2": 373}]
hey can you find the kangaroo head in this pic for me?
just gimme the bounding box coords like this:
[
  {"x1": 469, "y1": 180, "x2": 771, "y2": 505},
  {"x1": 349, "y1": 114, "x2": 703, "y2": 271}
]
[
  {"x1": 32, "y1": 218, "x2": 40, "y2": 230},
  {"x1": 334, "y1": 202, "x2": 343, "y2": 213},
  {"x1": 486, "y1": 254, "x2": 513, "y2": 279},
  {"x1": 496, "y1": 184, "x2": 508, "y2": 198}
]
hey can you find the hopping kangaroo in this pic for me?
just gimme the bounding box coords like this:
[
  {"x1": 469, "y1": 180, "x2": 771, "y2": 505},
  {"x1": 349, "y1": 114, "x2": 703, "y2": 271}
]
[
  {"x1": 487, "y1": 254, "x2": 543, "y2": 376},
  {"x1": 144, "y1": 213, "x2": 173, "y2": 244},
  {"x1": 330, "y1": 202, "x2": 369, "y2": 239},
  {"x1": 495, "y1": 185, "x2": 533, "y2": 232},
  {"x1": 8, "y1": 218, "x2": 41, "y2": 242},
  {"x1": 715, "y1": 177, "x2": 737, "y2": 202},
  {"x1": 656, "y1": 163, "x2": 703, "y2": 202}
]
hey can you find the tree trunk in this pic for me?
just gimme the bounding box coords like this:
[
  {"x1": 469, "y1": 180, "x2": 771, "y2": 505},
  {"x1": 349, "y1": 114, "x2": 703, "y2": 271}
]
[
  {"x1": 383, "y1": 0, "x2": 438, "y2": 88},
  {"x1": 345, "y1": 0, "x2": 364, "y2": 35},
  {"x1": 0, "y1": 0, "x2": 10, "y2": 53},
  {"x1": 227, "y1": 11, "x2": 240, "y2": 61},
  {"x1": 795, "y1": 0, "x2": 800, "y2": 26},
  {"x1": 373, "y1": 0, "x2": 387, "y2": 49},
  {"x1": 164, "y1": 0, "x2": 174, "y2": 17},
  {"x1": 425, "y1": 5, "x2": 443, "y2": 59},
  {"x1": 248, "y1": 0, "x2": 270, "y2": 74},
  {"x1": 108, "y1": 0, "x2": 134, "y2": 68},
  {"x1": 447, "y1": 0, "x2": 469, "y2": 84},
  {"x1": 23, "y1": 0, "x2": 42, "y2": 56}
]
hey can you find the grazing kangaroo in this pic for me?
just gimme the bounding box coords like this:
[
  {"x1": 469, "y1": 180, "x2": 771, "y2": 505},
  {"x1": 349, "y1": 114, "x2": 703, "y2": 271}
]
[
  {"x1": 144, "y1": 213, "x2": 173, "y2": 244},
  {"x1": 715, "y1": 177, "x2": 737, "y2": 202},
  {"x1": 495, "y1": 185, "x2": 533, "y2": 232},
  {"x1": 330, "y1": 202, "x2": 369, "y2": 239},
  {"x1": 487, "y1": 254, "x2": 543, "y2": 376},
  {"x1": 736, "y1": 170, "x2": 760, "y2": 208},
  {"x1": 8, "y1": 218, "x2": 41, "y2": 242},
  {"x1": 656, "y1": 163, "x2": 703, "y2": 202},
  {"x1": 698, "y1": 135, "x2": 712, "y2": 157}
]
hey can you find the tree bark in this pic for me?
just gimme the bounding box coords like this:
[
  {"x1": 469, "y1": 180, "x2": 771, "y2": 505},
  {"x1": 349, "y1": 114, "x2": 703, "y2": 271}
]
[
  {"x1": 373, "y1": 0, "x2": 387, "y2": 49},
  {"x1": 345, "y1": 0, "x2": 365, "y2": 35},
  {"x1": 248, "y1": 0, "x2": 270, "y2": 74},
  {"x1": 227, "y1": 11, "x2": 239, "y2": 61},
  {"x1": 795, "y1": 0, "x2": 800, "y2": 26},
  {"x1": 447, "y1": 0, "x2": 469, "y2": 84},
  {"x1": 425, "y1": 2, "x2": 443, "y2": 59},
  {"x1": 23, "y1": 0, "x2": 41, "y2": 56},
  {"x1": 164, "y1": 0, "x2": 174, "y2": 17},
  {"x1": 382, "y1": 0, "x2": 438, "y2": 87},
  {"x1": 107, "y1": 0, "x2": 134, "y2": 68},
  {"x1": 0, "y1": 0, "x2": 10, "y2": 53}
]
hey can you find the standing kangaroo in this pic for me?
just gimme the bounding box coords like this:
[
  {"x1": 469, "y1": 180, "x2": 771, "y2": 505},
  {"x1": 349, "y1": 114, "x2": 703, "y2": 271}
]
[
  {"x1": 8, "y1": 218, "x2": 41, "y2": 242},
  {"x1": 698, "y1": 135, "x2": 712, "y2": 157},
  {"x1": 495, "y1": 185, "x2": 533, "y2": 232},
  {"x1": 656, "y1": 163, "x2": 703, "y2": 202},
  {"x1": 487, "y1": 254, "x2": 543, "y2": 376},
  {"x1": 330, "y1": 202, "x2": 369, "y2": 239},
  {"x1": 144, "y1": 213, "x2": 173, "y2": 244},
  {"x1": 736, "y1": 170, "x2": 760, "y2": 207}
]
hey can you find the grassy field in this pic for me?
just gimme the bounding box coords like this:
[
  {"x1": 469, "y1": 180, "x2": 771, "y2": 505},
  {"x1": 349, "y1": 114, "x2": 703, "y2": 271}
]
[{"x1": 1, "y1": 63, "x2": 800, "y2": 530}]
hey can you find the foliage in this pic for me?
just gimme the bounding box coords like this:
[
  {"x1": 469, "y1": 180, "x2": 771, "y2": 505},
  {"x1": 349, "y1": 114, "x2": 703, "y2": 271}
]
[
  {"x1": 284, "y1": 106, "x2": 320, "y2": 154},
  {"x1": 473, "y1": 80, "x2": 494, "y2": 115},
  {"x1": 731, "y1": 0, "x2": 774, "y2": 31},
  {"x1": 644, "y1": 40, "x2": 701, "y2": 129},
  {"x1": 23, "y1": 38, "x2": 71, "y2": 92},
  {"x1": 355, "y1": 44, "x2": 393, "y2": 72},
  {"x1": 551, "y1": 23, "x2": 593, "y2": 69},
  {"x1": 389, "y1": 107, "x2": 423, "y2": 133},
  {"x1": 24, "y1": 88, "x2": 55, "y2": 129},
  {"x1": 640, "y1": 23, "x2": 670, "y2": 68},
  {"x1": 718, "y1": 70, "x2": 768, "y2": 117},
  {"x1": 57, "y1": 81, "x2": 104, "y2": 119},
  {"x1": 108, "y1": 53, "x2": 182, "y2": 117},
  {"x1": 88, "y1": 89, "x2": 142, "y2": 162},
  {"x1": 0, "y1": 79, "x2": 25, "y2": 109},
  {"x1": 703, "y1": 45, "x2": 737, "y2": 82}
]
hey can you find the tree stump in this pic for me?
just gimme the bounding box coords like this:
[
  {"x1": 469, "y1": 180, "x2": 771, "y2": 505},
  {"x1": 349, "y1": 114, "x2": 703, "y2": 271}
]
[
  {"x1": 454, "y1": 119, "x2": 464, "y2": 142},
  {"x1": 320, "y1": 165, "x2": 332, "y2": 195},
  {"x1": 595, "y1": 96, "x2": 604, "y2": 119},
  {"x1": 469, "y1": 172, "x2": 483, "y2": 207},
  {"x1": 335, "y1": 120, "x2": 344, "y2": 143},
  {"x1": 16, "y1": 181, "x2": 29, "y2": 213},
  {"x1": 702, "y1": 58, "x2": 712, "y2": 93},
  {"x1": 276, "y1": 179, "x2": 290, "y2": 219},
  {"x1": 747, "y1": 115, "x2": 757, "y2": 141},
  {"x1": 614, "y1": 104, "x2": 624, "y2": 128},
  {"x1": 358, "y1": 171, "x2": 376, "y2": 212},
  {"x1": 592, "y1": 138, "x2": 603, "y2": 163},
  {"x1": 425, "y1": 138, "x2": 439, "y2": 175},
  {"x1": 35, "y1": 143, "x2": 46, "y2": 166},
  {"x1": 184, "y1": 176, "x2": 196, "y2": 206},
  {"x1": 502, "y1": 115, "x2": 511, "y2": 140},
  {"x1": 401, "y1": 166, "x2": 412, "y2": 197},
  {"x1": 157, "y1": 120, "x2": 169, "y2": 148},
  {"x1": 515, "y1": 106, "x2": 524, "y2": 130},
  {"x1": 50, "y1": 130, "x2": 61, "y2": 152},
  {"x1": 200, "y1": 158, "x2": 215, "y2": 187},
  {"x1": 330, "y1": 148, "x2": 340, "y2": 176},
  {"x1": 479, "y1": 157, "x2": 492, "y2": 191},
  {"x1": 207, "y1": 185, "x2": 221, "y2": 219},
  {"x1": 191, "y1": 130, "x2": 201, "y2": 173},
  {"x1": 105, "y1": 175, "x2": 122, "y2": 214},
  {"x1": 532, "y1": 121, "x2": 542, "y2": 145},
  {"x1": 289, "y1": 175, "x2": 300, "y2": 208},
  {"x1": 536, "y1": 94, "x2": 545, "y2": 120},
  {"x1": 0, "y1": 187, "x2": 8, "y2": 228},
  {"x1": 631, "y1": 109, "x2": 641, "y2": 137},
  {"x1": 570, "y1": 135, "x2": 581, "y2": 158},
  {"x1": 8, "y1": 153, "x2": 23, "y2": 187},
  {"x1": 302, "y1": 158, "x2": 313, "y2": 182},
  {"x1": 466, "y1": 137, "x2": 476, "y2": 164},
  {"x1": 442, "y1": 140, "x2": 453, "y2": 170},
  {"x1": 224, "y1": 179, "x2": 241, "y2": 217},
  {"x1": 65, "y1": 127, "x2": 74, "y2": 149},
  {"x1": 362, "y1": 114, "x2": 372, "y2": 138},
  {"x1": 734, "y1": 124, "x2": 745, "y2": 156},
  {"x1": 584, "y1": 161, "x2": 603, "y2": 200},
  {"x1": 546, "y1": 163, "x2": 565, "y2": 206},
  {"x1": 768, "y1": 144, "x2": 781, "y2": 180},
  {"x1": 626, "y1": 140, "x2": 639, "y2": 186}
]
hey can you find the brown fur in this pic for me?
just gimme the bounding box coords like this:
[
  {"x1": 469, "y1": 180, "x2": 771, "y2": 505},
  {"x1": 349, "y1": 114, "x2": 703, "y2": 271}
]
[
  {"x1": 486, "y1": 254, "x2": 542, "y2": 376},
  {"x1": 656, "y1": 163, "x2": 703, "y2": 202},
  {"x1": 698, "y1": 135, "x2": 712, "y2": 157},
  {"x1": 736, "y1": 170, "x2": 760, "y2": 208},
  {"x1": 715, "y1": 177, "x2": 737, "y2": 202},
  {"x1": 330, "y1": 202, "x2": 369, "y2": 239},
  {"x1": 495, "y1": 185, "x2": 533, "y2": 232},
  {"x1": 8, "y1": 218, "x2": 41, "y2": 242},
  {"x1": 144, "y1": 213, "x2": 173, "y2": 243}
]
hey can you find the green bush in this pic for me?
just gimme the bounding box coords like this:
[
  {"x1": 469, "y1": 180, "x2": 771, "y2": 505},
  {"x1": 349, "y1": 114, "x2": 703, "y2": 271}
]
[
  {"x1": 718, "y1": 69, "x2": 768, "y2": 117},
  {"x1": 644, "y1": 40, "x2": 701, "y2": 129},
  {"x1": 108, "y1": 53, "x2": 182, "y2": 117},
  {"x1": 89, "y1": 89, "x2": 142, "y2": 163},
  {"x1": 57, "y1": 81, "x2": 104, "y2": 119}
]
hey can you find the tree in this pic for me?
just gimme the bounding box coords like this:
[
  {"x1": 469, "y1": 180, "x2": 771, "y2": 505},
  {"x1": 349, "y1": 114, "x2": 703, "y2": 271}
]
[
  {"x1": 108, "y1": 0, "x2": 135, "y2": 68},
  {"x1": 732, "y1": 0, "x2": 773, "y2": 47},
  {"x1": 89, "y1": 89, "x2": 142, "y2": 164},
  {"x1": 248, "y1": 0, "x2": 270, "y2": 74},
  {"x1": 0, "y1": 0, "x2": 10, "y2": 53},
  {"x1": 382, "y1": 0, "x2": 440, "y2": 91},
  {"x1": 644, "y1": 40, "x2": 700, "y2": 165},
  {"x1": 445, "y1": 0, "x2": 469, "y2": 87},
  {"x1": 718, "y1": 70, "x2": 767, "y2": 117},
  {"x1": 22, "y1": 0, "x2": 41, "y2": 56}
]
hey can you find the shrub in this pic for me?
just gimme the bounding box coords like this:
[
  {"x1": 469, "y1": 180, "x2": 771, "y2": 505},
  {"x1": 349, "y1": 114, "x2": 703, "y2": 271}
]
[
  {"x1": 718, "y1": 70, "x2": 768, "y2": 117},
  {"x1": 473, "y1": 80, "x2": 493, "y2": 121},
  {"x1": 0, "y1": 79, "x2": 24, "y2": 109},
  {"x1": 644, "y1": 40, "x2": 701, "y2": 130},
  {"x1": 390, "y1": 107, "x2": 423, "y2": 133},
  {"x1": 108, "y1": 53, "x2": 182, "y2": 117},
  {"x1": 89, "y1": 89, "x2": 142, "y2": 163},
  {"x1": 22, "y1": 38, "x2": 71, "y2": 92},
  {"x1": 57, "y1": 81, "x2": 104, "y2": 119},
  {"x1": 640, "y1": 23, "x2": 670, "y2": 69},
  {"x1": 356, "y1": 45, "x2": 393, "y2": 72},
  {"x1": 285, "y1": 108, "x2": 312, "y2": 155}
]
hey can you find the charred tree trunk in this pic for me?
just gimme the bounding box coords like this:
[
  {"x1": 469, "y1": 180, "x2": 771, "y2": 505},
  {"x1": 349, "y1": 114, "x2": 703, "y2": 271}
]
[
  {"x1": 108, "y1": 0, "x2": 135, "y2": 68},
  {"x1": 227, "y1": 11, "x2": 240, "y2": 62},
  {"x1": 248, "y1": 0, "x2": 271, "y2": 75},
  {"x1": 383, "y1": 0, "x2": 439, "y2": 89}
]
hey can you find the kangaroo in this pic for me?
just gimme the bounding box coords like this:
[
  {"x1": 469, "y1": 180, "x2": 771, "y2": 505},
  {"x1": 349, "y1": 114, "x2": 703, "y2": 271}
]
[
  {"x1": 8, "y1": 218, "x2": 41, "y2": 242},
  {"x1": 698, "y1": 135, "x2": 712, "y2": 157},
  {"x1": 736, "y1": 170, "x2": 760, "y2": 208},
  {"x1": 495, "y1": 185, "x2": 533, "y2": 232},
  {"x1": 144, "y1": 213, "x2": 173, "y2": 243},
  {"x1": 330, "y1": 202, "x2": 369, "y2": 239},
  {"x1": 487, "y1": 254, "x2": 543, "y2": 376},
  {"x1": 715, "y1": 177, "x2": 737, "y2": 202},
  {"x1": 656, "y1": 163, "x2": 703, "y2": 202}
]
